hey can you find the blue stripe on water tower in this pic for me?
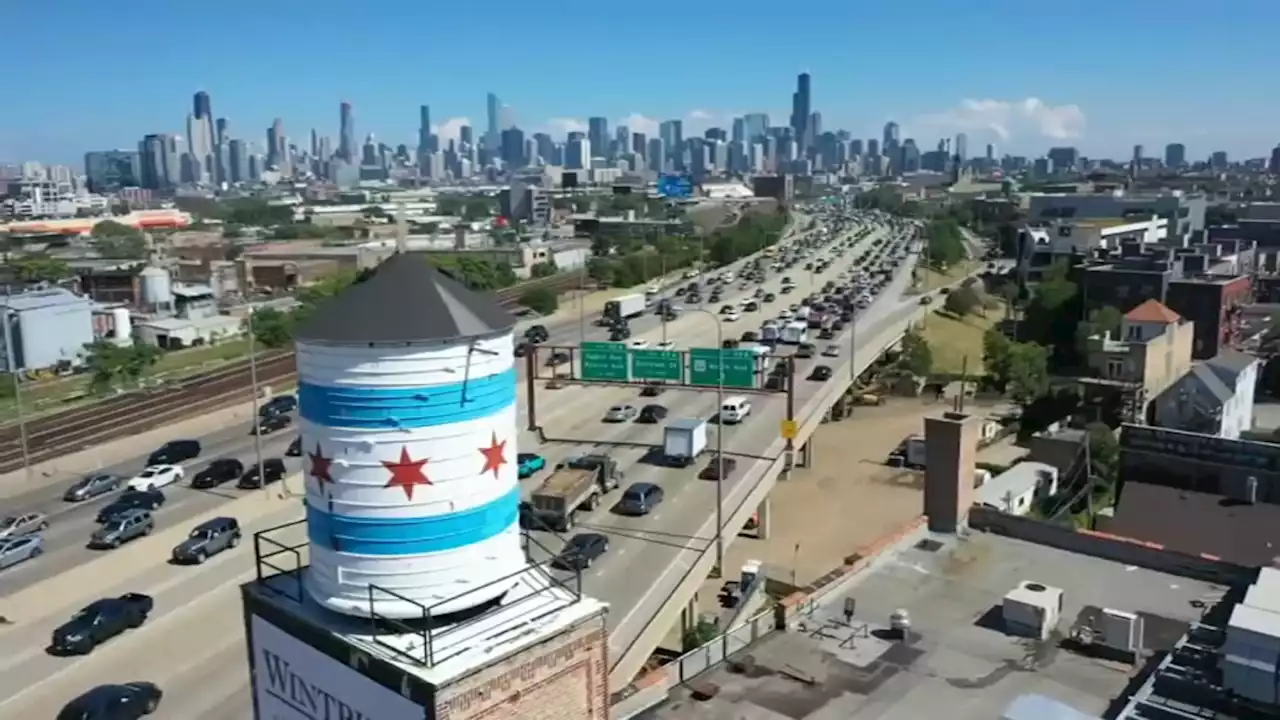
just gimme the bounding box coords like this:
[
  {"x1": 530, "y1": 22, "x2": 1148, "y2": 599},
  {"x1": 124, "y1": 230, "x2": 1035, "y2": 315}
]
[
  {"x1": 298, "y1": 368, "x2": 517, "y2": 430},
  {"x1": 306, "y1": 486, "x2": 521, "y2": 555}
]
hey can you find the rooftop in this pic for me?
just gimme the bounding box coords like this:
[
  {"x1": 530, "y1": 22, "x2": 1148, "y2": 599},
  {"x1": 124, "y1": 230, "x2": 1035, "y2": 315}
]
[
  {"x1": 1108, "y1": 481, "x2": 1280, "y2": 567},
  {"x1": 294, "y1": 252, "x2": 515, "y2": 344},
  {"x1": 1125, "y1": 299, "x2": 1181, "y2": 324},
  {"x1": 636, "y1": 533, "x2": 1222, "y2": 720}
]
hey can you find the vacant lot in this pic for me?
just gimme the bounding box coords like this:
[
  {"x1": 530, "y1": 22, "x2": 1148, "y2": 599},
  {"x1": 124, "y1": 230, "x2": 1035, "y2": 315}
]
[{"x1": 921, "y1": 304, "x2": 1006, "y2": 375}]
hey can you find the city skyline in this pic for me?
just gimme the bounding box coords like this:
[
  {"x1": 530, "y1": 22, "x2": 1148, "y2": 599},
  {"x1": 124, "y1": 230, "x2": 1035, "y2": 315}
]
[{"x1": 5, "y1": 1, "x2": 1279, "y2": 163}]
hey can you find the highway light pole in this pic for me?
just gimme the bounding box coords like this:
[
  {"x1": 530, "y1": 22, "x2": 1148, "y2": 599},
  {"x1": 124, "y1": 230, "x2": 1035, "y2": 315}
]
[
  {"x1": 577, "y1": 260, "x2": 587, "y2": 344},
  {"x1": 6, "y1": 311, "x2": 31, "y2": 481},
  {"x1": 246, "y1": 308, "x2": 266, "y2": 491},
  {"x1": 690, "y1": 307, "x2": 726, "y2": 578}
]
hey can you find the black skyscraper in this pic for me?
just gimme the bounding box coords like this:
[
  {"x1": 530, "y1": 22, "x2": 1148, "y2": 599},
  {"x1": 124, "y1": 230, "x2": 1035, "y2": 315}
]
[
  {"x1": 791, "y1": 73, "x2": 811, "y2": 150},
  {"x1": 193, "y1": 91, "x2": 212, "y2": 120}
]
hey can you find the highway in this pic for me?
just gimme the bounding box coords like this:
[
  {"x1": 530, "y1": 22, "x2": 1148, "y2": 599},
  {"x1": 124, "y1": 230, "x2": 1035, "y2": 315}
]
[{"x1": 0, "y1": 210, "x2": 852, "y2": 716}]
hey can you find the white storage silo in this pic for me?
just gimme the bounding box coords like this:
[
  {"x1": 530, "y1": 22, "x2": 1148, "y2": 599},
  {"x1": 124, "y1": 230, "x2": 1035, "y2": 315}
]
[
  {"x1": 110, "y1": 307, "x2": 131, "y2": 343},
  {"x1": 139, "y1": 266, "x2": 172, "y2": 308},
  {"x1": 294, "y1": 253, "x2": 525, "y2": 620}
]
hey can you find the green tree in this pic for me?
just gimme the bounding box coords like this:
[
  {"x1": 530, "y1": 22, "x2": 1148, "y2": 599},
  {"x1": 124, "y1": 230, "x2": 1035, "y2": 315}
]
[
  {"x1": 82, "y1": 341, "x2": 163, "y2": 393},
  {"x1": 10, "y1": 256, "x2": 70, "y2": 282},
  {"x1": 222, "y1": 224, "x2": 245, "y2": 239},
  {"x1": 983, "y1": 327, "x2": 1014, "y2": 389},
  {"x1": 1085, "y1": 421, "x2": 1120, "y2": 484},
  {"x1": 362, "y1": 205, "x2": 388, "y2": 219},
  {"x1": 223, "y1": 198, "x2": 294, "y2": 226},
  {"x1": 520, "y1": 287, "x2": 558, "y2": 314},
  {"x1": 530, "y1": 260, "x2": 558, "y2": 278},
  {"x1": 924, "y1": 218, "x2": 966, "y2": 267},
  {"x1": 92, "y1": 221, "x2": 147, "y2": 259},
  {"x1": 247, "y1": 307, "x2": 295, "y2": 349},
  {"x1": 1075, "y1": 305, "x2": 1124, "y2": 354},
  {"x1": 900, "y1": 328, "x2": 933, "y2": 376},
  {"x1": 1006, "y1": 342, "x2": 1051, "y2": 405},
  {"x1": 944, "y1": 286, "x2": 982, "y2": 316}
]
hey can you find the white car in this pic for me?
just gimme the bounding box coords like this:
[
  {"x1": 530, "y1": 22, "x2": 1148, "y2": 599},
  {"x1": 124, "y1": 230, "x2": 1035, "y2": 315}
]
[
  {"x1": 777, "y1": 309, "x2": 793, "y2": 320},
  {"x1": 127, "y1": 464, "x2": 184, "y2": 491},
  {"x1": 656, "y1": 340, "x2": 676, "y2": 350},
  {"x1": 724, "y1": 312, "x2": 742, "y2": 322},
  {"x1": 629, "y1": 339, "x2": 650, "y2": 350},
  {"x1": 823, "y1": 344, "x2": 841, "y2": 357}
]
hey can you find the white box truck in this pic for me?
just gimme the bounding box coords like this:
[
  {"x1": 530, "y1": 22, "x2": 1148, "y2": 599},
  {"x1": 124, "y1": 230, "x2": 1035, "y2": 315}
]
[
  {"x1": 780, "y1": 321, "x2": 809, "y2": 345},
  {"x1": 664, "y1": 418, "x2": 708, "y2": 467},
  {"x1": 603, "y1": 293, "x2": 647, "y2": 323}
]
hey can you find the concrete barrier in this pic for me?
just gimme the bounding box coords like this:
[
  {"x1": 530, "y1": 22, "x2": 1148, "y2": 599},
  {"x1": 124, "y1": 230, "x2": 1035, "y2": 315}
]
[
  {"x1": 967, "y1": 506, "x2": 1254, "y2": 587},
  {"x1": 0, "y1": 473, "x2": 305, "y2": 624}
]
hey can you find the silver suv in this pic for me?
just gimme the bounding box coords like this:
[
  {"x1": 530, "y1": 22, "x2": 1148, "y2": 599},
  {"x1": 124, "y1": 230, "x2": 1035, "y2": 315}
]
[{"x1": 89, "y1": 509, "x2": 154, "y2": 549}]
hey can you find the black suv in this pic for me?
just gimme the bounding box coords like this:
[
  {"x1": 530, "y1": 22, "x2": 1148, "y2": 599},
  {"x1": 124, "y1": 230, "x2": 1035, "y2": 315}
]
[
  {"x1": 524, "y1": 324, "x2": 549, "y2": 343},
  {"x1": 238, "y1": 458, "x2": 287, "y2": 489},
  {"x1": 171, "y1": 517, "x2": 240, "y2": 564},
  {"x1": 147, "y1": 439, "x2": 200, "y2": 466},
  {"x1": 191, "y1": 459, "x2": 245, "y2": 489},
  {"x1": 259, "y1": 395, "x2": 297, "y2": 416},
  {"x1": 57, "y1": 681, "x2": 163, "y2": 719},
  {"x1": 96, "y1": 489, "x2": 165, "y2": 523},
  {"x1": 253, "y1": 413, "x2": 292, "y2": 436}
]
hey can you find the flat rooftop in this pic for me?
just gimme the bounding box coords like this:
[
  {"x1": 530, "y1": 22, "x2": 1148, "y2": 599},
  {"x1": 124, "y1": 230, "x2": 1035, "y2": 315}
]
[{"x1": 635, "y1": 532, "x2": 1225, "y2": 720}]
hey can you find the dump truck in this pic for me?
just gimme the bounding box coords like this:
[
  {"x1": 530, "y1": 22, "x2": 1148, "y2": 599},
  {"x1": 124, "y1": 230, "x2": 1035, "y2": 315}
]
[{"x1": 526, "y1": 454, "x2": 624, "y2": 532}]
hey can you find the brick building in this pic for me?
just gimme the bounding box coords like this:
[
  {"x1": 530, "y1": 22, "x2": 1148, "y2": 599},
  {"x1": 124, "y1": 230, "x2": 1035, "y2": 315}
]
[{"x1": 1165, "y1": 275, "x2": 1251, "y2": 359}]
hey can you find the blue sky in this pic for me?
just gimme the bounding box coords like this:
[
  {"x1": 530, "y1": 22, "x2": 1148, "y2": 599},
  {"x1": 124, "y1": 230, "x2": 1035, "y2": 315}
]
[{"x1": 5, "y1": 0, "x2": 1277, "y2": 165}]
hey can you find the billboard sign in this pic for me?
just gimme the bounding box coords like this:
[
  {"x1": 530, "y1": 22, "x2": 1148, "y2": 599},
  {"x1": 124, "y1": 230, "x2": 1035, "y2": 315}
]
[
  {"x1": 250, "y1": 615, "x2": 423, "y2": 720},
  {"x1": 657, "y1": 174, "x2": 694, "y2": 199}
]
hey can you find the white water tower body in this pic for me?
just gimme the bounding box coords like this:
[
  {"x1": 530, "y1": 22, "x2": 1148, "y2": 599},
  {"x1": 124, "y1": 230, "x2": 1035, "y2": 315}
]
[
  {"x1": 110, "y1": 307, "x2": 131, "y2": 342},
  {"x1": 294, "y1": 254, "x2": 524, "y2": 620},
  {"x1": 139, "y1": 266, "x2": 172, "y2": 307}
]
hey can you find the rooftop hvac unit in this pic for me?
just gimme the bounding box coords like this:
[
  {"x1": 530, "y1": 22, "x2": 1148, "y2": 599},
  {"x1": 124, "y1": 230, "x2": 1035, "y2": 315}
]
[
  {"x1": 1069, "y1": 608, "x2": 1145, "y2": 663},
  {"x1": 1002, "y1": 581, "x2": 1063, "y2": 641}
]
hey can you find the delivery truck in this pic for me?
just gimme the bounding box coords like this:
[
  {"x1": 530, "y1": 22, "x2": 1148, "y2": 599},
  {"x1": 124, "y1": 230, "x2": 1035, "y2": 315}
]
[
  {"x1": 780, "y1": 320, "x2": 809, "y2": 345},
  {"x1": 526, "y1": 454, "x2": 624, "y2": 531},
  {"x1": 602, "y1": 293, "x2": 646, "y2": 324},
  {"x1": 664, "y1": 418, "x2": 709, "y2": 467}
]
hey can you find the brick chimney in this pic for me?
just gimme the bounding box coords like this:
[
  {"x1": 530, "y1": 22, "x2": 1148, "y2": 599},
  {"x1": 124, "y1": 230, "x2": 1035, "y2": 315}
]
[{"x1": 923, "y1": 411, "x2": 982, "y2": 533}]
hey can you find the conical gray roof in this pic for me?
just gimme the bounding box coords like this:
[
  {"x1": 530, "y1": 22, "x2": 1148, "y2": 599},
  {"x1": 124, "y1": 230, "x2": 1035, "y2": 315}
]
[{"x1": 295, "y1": 253, "x2": 516, "y2": 344}]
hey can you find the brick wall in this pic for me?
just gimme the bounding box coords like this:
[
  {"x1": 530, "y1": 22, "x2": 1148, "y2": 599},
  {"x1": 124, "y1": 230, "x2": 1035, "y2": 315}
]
[{"x1": 435, "y1": 611, "x2": 609, "y2": 720}]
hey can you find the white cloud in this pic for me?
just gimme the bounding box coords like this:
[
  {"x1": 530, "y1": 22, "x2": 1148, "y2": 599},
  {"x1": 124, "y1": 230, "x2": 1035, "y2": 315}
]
[
  {"x1": 687, "y1": 109, "x2": 713, "y2": 121},
  {"x1": 617, "y1": 113, "x2": 659, "y2": 138},
  {"x1": 913, "y1": 98, "x2": 1086, "y2": 143},
  {"x1": 547, "y1": 117, "x2": 587, "y2": 135},
  {"x1": 431, "y1": 117, "x2": 471, "y2": 143}
]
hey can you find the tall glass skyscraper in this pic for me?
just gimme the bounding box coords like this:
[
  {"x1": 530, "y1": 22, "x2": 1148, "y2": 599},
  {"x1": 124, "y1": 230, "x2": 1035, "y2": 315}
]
[{"x1": 338, "y1": 102, "x2": 356, "y2": 162}]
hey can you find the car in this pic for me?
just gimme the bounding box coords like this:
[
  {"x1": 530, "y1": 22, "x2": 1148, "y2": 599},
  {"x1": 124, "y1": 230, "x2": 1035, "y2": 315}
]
[
  {"x1": 524, "y1": 324, "x2": 549, "y2": 343},
  {"x1": 551, "y1": 533, "x2": 610, "y2": 571},
  {"x1": 614, "y1": 482, "x2": 664, "y2": 516},
  {"x1": 637, "y1": 383, "x2": 667, "y2": 400},
  {"x1": 0, "y1": 511, "x2": 48, "y2": 539},
  {"x1": 698, "y1": 456, "x2": 738, "y2": 481},
  {"x1": 609, "y1": 326, "x2": 631, "y2": 341},
  {"x1": 254, "y1": 412, "x2": 292, "y2": 435},
  {"x1": 238, "y1": 458, "x2": 288, "y2": 489},
  {"x1": 49, "y1": 594, "x2": 154, "y2": 655},
  {"x1": 0, "y1": 535, "x2": 43, "y2": 569},
  {"x1": 546, "y1": 351, "x2": 570, "y2": 366},
  {"x1": 96, "y1": 489, "x2": 165, "y2": 523},
  {"x1": 764, "y1": 293, "x2": 777, "y2": 302},
  {"x1": 286, "y1": 436, "x2": 302, "y2": 456},
  {"x1": 89, "y1": 510, "x2": 154, "y2": 549},
  {"x1": 724, "y1": 311, "x2": 741, "y2": 322},
  {"x1": 795, "y1": 343, "x2": 816, "y2": 359},
  {"x1": 191, "y1": 458, "x2": 245, "y2": 489},
  {"x1": 517, "y1": 453, "x2": 546, "y2": 479},
  {"x1": 259, "y1": 395, "x2": 297, "y2": 416},
  {"x1": 739, "y1": 331, "x2": 759, "y2": 342},
  {"x1": 656, "y1": 340, "x2": 677, "y2": 350},
  {"x1": 777, "y1": 309, "x2": 793, "y2": 320},
  {"x1": 637, "y1": 404, "x2": 669, "y2": 423},
  {"x1": 146, "y1": 439, "x2": 200, "y2": 466},
  {"x1": 603, "y1": 405, "x2": 639, "y2": 423},
  {"x1": 822, "y1": 344, "x2": 841, "y2": 357},
  {"x1": 171, "y1": 517, "x2": 240, "y2": 564},
  {"x1": 126, "y1": 464, "x2": 183, "y2": 491},
  {"x1": 628, "y1": 339, "x2": 649, "y2": 350},
  {"x1": 809, "y1": 365, "x2": 833, "y2": 381},
  {"x1": 63, "y1": 473, "x2": 122, "y2": 502},
  {"x1": 919, "y1": 295, "x2": 933, "y2": 305},
  {"x1": 56, "y1": 681, "x2": 163, "y2": 719}
]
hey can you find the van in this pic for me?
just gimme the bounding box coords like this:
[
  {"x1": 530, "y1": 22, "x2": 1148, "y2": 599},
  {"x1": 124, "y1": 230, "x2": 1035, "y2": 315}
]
[{"x1": 720, "y1": 396, "x2": 752, "y2": 424}]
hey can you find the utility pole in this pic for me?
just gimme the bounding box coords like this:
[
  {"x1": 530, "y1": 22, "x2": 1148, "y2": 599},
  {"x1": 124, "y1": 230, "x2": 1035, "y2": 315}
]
[
  {"x1": 246, "y1": 309, "x2": 266, "y2": 490},
  {"x1": 577, "y1": 261, "x2": 587, "y2": 344},
  {"x1": 12, "y1": 370, "x2": 30, "y2": 482}
]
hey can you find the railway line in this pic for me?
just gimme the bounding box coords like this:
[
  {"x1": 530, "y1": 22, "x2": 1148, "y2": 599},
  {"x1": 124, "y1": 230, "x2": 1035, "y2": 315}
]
[{"x1": 0, "y1": 272, "x2": 585, "y2": 474}]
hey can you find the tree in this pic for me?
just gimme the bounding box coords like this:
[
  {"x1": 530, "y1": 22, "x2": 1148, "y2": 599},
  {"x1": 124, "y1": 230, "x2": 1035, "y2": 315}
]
[
  {"x1": 247, "y1": 307, "x2": 294, "y2": 349},
  {"x1": 222, "y1": 224, "x2": 245, "y2": 239},
  {"x1": 530, "y1": 260, "x2": 558, "y2": 278},
  {"x1": 92, "y1": 221, "x2": 147, "y2": 259},
  {"x1": 924, "y1": 218, "x2": 967, "y2": 268},
  {"x1": 983, "y1": 327, "x2": 1014, "y2": 390},
  {"x1": 900, "y1": 328, "x2": 933, "y2": 376},
  {"x1": 1005, "y1": 342, "x2": 1051, "y2": 405},
  {"x1": 1085, "y1": 421, "x2": 1120, "y2": 484},
  {"x1": 1075, "y1": 305, "x2": 1124, "y2": 353},
  {"x1": 362, "y1": 205, "x2": 388, "y2": 219},
  {"x1": 10, "y1": 256, "x2": 70, "y2": 282},
  {"x1": 520, "y1": 287, "x2": 558, "y2": 315},
  {"x1": 944, "y1": 286, "x2": 982, "y2": 316},
  {"x1": 82, "y1": 341, "x2": 162, "y2": 393}
]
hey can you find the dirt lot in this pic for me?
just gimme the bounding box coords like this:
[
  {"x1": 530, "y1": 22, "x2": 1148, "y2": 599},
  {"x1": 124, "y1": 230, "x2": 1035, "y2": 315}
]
[{"x1": 921, "y1": 305, "x2": 1007, "y2": 375}]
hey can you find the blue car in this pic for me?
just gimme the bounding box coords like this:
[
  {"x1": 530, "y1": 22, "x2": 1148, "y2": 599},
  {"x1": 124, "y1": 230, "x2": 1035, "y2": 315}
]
[{"x1": 517, "y1": 453, "x2": 546, "y2": 479}]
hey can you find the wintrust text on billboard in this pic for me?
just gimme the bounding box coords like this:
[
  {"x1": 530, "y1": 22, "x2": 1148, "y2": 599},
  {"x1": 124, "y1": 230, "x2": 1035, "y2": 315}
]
[{"x1": 251, "y1": 615, "x2": 423, "y2": 720}]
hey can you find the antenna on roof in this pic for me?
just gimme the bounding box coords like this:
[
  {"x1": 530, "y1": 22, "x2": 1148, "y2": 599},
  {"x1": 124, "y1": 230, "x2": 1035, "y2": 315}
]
[{"x1": 394, "y1": 203, "x2": 409, "y2": 255}]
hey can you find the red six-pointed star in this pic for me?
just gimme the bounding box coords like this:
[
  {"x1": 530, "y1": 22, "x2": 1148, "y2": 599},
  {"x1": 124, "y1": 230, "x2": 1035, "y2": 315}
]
[
  {"x1": 479, "y1": 432, "x2": 508, "y2": 479},
  {"x1": 383, "y1": 446, "x2": 431, "y2": 500},
  {"x1": 308, "y1": 442, "x2": 333, "y2": 486}
]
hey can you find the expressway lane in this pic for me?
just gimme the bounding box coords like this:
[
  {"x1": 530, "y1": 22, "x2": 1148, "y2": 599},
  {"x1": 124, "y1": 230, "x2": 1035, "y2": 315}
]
[{"x1": 0, "y1": 213, "x2": 826, "y2": 597}]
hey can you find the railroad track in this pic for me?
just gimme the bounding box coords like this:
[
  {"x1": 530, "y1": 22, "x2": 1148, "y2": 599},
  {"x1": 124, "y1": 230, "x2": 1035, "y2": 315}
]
[{"x1": 0, "y1": 274, "x2": 586, "y2": 475}]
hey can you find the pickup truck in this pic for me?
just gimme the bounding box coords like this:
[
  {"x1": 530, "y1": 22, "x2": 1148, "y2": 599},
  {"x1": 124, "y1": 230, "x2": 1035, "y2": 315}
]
[{"x1": 526, "y1": 455, "x2": 624, "y2": 532}]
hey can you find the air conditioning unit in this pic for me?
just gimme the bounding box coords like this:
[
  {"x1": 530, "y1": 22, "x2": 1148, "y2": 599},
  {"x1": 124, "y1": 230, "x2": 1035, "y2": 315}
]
[{"x1": 1002, "y1": 581, "x2": 1063, "y2": 640}]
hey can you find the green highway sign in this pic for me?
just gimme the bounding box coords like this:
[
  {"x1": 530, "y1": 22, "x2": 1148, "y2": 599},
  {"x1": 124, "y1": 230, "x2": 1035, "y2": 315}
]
[
  {"x1": 689, "y1": 348, "x2": 757, "y2": 389},
  {"x1": 631, "y1": 349, "x2": 683, "y2": 382},
  {"x1": 580, "y1": 342, "x2": 630, "y2": 382}
]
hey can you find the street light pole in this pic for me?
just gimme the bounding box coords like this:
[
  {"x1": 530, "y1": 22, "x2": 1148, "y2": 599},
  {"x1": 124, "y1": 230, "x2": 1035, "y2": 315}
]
[
  {"x1": 577, "y1": 260, "x2": 586, "y2": 344},
  {"x1": 246, "y1": 309, "x2": 265, "y2": 489},
  {"x1": 691, "y1": 307, "x2": 726, "y2": 578},
  {"x1": 12, "y1": 370, "x2": 30, "y2": 482}
]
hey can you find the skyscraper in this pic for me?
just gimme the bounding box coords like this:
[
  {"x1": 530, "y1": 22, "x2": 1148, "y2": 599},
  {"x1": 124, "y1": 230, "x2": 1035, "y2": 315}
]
[
  {"x1": 954, "y1": 133, "x2": 968, "y2": 164},
  {"x1": 188, "y1": 90, "x2": 216, "y2": 183},
  {"x1": 588, "y1": 117, "x2": 608, "y2": 161},
  {"x1": 791, "y1": 73, "x2": 811, "y2": 150},
  {"x1": 659, "y1": 120, "x2": 683, "y2": 167},
  {"x1": 338, "y1": 102, "x2": 355, "y2": 163},
  {"x1": 418, "y1": 105, "x2": 434, "y2": 155},
  {"x1": 882, "y1": 122, "x2": 900, "y2": 148},
  {"x1": 486, "y1": 93, "x2": 501, "y2": 150},
  {"x1": 743, "y1": 113, "x2": 769, "y2": 143},
  {"x1": 1164, "y1": 143, "x2": 1186, "y2": 169}
]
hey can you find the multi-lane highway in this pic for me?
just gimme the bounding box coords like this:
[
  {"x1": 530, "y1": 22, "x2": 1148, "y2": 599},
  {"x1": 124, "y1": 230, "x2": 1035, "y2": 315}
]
[{"x1": 0, "y1": 209, "x2": 907, "y2": 717}]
